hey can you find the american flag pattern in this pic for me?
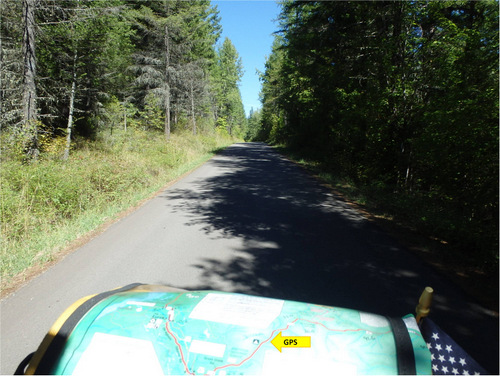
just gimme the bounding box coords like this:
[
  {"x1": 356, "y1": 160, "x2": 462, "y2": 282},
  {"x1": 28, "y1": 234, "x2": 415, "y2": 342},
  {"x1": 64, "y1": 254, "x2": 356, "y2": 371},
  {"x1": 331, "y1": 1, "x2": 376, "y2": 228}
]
[{"x1": 419, "y1": 318, "x2": 488, "y2": 375}]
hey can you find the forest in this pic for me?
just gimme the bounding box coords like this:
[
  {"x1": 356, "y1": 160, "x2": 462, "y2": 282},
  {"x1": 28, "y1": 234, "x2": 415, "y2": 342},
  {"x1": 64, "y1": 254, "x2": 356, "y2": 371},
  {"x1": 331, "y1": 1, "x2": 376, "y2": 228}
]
[
  {"x1": 0, "y1": 0, "x2": 498, "y2": 287},
  {"x1": 0, "y1": 0, "x2": 246, "y2": 283},
  {"x1": 1, "y1": 0, "x2": 247, "y2": 152},
  {"x1": 253, "y1": 1, "x2": 499, "y2": 272}
]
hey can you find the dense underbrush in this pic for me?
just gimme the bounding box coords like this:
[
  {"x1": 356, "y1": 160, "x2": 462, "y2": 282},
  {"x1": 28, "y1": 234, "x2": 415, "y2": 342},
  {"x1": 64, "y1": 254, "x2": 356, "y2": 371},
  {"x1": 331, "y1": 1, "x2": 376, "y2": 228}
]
[
  {"x1": 0, "y1": 128, "x2": 235, "y2": 286},
  {"x1": 275, "y1": 145, "x2": 499, "y2": 309}
]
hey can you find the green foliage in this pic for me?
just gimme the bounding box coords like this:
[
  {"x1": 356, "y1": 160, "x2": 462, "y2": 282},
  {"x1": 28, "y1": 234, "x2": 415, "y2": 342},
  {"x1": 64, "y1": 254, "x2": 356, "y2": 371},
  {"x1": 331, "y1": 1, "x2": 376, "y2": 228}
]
[
  {"x1": 98, "y1": 96, "x2": 138, "y2": 134},
  {"x1": 245, "y1": 108, "x2": 262, "y2": 141},
  {"x1": 140, "y1": 94, "x2": 164, "y2": 131},
  {"x1": 0, "y1": 127, "x2": 234, "y2": 282},
  {"x1": 0, "y1": 0, "x2": 245, "y2": 285},
  {"x1": 36, "y1": 0, "x2": 135, "y2": 137},
  {"x1": 210, "y1": 38, "x2": 247, "y2": 136},
  {"x1": 259, "y1": 1, "x2": 499, "y2": 266},
  {"x1": 129, "y1": 0, "x2": 223, "y2": 137},
  {"x1": 2, "y1": 0, "x2": 239, "y2": 144}
]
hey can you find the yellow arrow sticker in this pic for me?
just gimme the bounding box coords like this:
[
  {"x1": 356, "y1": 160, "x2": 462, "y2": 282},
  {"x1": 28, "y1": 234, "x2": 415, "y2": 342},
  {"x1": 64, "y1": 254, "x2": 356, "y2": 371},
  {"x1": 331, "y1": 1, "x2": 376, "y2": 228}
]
[{"x1": 271, "y1": 331, "x2": 311, "y2": 352}]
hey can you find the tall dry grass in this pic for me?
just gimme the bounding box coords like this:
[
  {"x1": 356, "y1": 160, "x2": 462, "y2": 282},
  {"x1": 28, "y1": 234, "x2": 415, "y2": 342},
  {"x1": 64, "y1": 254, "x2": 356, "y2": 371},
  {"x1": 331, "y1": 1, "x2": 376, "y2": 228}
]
[{"x1": 0, "y1": 128, "x2": 235, "y2": 285}]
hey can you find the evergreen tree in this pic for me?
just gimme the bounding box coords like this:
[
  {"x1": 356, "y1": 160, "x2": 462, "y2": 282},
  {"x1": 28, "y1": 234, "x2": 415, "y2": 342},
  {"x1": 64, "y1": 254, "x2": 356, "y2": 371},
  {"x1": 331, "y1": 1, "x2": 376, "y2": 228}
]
[
  {"x1": 36, "y1": 0, "x2": 134, "y2": 145},
  {"x1": 245, "y1": 107, "x2": 262, "y2": 141},
  {"x1": 211, "y1": 37, "x2": 246, "y2": 136},
  {"x1": 130, "y1": 0, "x2": 221, "y2": 138},
  {"x1": 259, "y1": 0, "x2": 499, "y2": 260},
  {"x1": 21, "y1": 0, "x2": 39, "y2": 159},
  {"x1": 0, "y1": 0, "x2": 23, "y2": 131}
]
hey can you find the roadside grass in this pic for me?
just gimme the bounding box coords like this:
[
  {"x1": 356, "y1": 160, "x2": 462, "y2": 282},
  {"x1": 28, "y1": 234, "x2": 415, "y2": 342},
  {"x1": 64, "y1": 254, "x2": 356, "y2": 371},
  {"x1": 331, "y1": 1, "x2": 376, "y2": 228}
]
[
  {"x1": 274, "y1": 145, "x2": 499, "y2": 312},
  {"x1": 0, "y1": 128, "x2": 235, "y2": 290}
]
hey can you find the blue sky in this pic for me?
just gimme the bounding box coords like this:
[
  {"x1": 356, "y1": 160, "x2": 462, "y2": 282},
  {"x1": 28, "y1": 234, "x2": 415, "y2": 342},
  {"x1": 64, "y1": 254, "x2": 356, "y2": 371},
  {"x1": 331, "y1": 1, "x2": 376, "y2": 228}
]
[{"x1": 212, "y1": 1, "x2": 281, "y2": 117}]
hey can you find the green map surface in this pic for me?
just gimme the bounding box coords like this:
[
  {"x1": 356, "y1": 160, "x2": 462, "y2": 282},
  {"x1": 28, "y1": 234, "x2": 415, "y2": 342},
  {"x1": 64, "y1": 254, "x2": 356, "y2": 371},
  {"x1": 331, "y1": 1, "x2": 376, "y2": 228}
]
[{"x1": 52, "y1": 290, "x2": 431, "y2": 375}]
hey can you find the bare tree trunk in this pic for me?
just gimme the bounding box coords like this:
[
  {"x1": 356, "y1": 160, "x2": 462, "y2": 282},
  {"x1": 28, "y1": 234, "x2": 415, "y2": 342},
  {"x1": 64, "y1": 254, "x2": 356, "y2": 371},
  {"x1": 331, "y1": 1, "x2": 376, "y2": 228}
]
[
  {"x1": 22, "y1": 0, "x2": 39, "y2": 159},
  {"x1": 190, "y1": 81, "x2": 196, "y2": 135},
  {"x1": 164, "y1": 23, "x2": 171, "y2": 140},
  {"x1": 63, "y1": 51, "x2": 77, "y2": 160},
  {"x1": 0, "y1": 0, "x2": 4, "y2": 124},
  {"x1": 164, "y1": 83, "x2": 170, "y2": 139}
]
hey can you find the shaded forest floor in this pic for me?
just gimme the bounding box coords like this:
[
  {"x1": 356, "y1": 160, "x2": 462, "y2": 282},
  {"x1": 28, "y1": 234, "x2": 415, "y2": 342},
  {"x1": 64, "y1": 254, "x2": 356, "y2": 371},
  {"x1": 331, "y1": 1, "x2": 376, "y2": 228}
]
[{"x1": 275, "y1": 145, "x2": 499, "y2": 315}]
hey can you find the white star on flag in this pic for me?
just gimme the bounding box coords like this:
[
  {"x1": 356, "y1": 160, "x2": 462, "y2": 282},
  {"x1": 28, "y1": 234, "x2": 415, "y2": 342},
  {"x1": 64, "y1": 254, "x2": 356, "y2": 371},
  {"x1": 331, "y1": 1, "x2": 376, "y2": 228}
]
[{"x1": 419, "y1": 318, "x2": 488, "y2": 375}]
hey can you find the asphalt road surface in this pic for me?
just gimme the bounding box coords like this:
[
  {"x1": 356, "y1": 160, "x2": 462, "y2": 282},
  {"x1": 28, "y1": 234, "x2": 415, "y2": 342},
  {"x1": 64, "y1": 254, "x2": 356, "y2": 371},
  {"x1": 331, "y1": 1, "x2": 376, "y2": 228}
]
[{"x1": 1, "y1": 143, "x2": 498, "y2": 374}]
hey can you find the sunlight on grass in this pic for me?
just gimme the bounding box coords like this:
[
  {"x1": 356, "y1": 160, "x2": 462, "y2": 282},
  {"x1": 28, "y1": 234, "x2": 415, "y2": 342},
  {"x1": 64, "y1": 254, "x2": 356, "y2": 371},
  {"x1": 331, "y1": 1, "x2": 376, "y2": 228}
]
[{"x1": 0, "y1": 128, "x2": 235, "y2": 286}]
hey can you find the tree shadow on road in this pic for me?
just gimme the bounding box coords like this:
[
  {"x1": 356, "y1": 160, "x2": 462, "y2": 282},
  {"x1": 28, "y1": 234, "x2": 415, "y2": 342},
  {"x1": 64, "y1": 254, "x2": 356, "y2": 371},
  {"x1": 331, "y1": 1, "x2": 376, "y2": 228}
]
[{"x1": 161, "y1": 143, "x2": 498, "y2": 373}]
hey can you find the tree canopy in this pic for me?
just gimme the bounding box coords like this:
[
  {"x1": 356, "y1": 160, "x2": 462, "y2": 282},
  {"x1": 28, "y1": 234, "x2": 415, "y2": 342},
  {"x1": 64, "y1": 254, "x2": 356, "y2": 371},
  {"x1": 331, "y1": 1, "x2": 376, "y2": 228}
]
[
  {"x1": 257, "y1": 0, "x2": 499, "y2": 263},
  {"x1": 0, "y1": 0, "x2": 247, "y2": 153}
]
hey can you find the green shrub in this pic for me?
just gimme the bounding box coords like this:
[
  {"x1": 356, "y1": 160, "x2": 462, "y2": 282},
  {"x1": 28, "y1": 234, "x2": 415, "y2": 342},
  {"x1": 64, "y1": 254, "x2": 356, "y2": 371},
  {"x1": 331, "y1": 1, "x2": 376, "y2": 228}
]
[{"x1": 0, "y1": 127, "x2": 234, "y2": 284}]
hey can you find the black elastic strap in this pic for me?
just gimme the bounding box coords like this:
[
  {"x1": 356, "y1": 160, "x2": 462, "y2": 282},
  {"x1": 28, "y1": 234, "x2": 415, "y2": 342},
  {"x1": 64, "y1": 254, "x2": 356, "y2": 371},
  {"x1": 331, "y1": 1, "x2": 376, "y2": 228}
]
[
  {"x1": 35, "y1": 283, "x2": 144, "y2": 374},
  {"x1": 14, "y1": 352, "x2": 34, "y2": 375},
  {"x1": 387, "y1": 317, "x2": 416, "y2": 375}
]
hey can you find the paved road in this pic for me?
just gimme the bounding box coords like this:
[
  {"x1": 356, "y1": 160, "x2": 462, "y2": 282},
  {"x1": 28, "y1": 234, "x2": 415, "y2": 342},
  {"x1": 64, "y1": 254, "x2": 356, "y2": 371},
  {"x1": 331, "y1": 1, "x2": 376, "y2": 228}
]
[{"x1": 1, "y1": 143, "x2": 498, "y2": 374}]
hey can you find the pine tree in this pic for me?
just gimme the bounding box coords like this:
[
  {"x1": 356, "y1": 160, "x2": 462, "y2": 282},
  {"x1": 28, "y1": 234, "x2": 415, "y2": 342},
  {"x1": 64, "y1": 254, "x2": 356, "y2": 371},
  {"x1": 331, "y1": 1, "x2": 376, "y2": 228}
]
[
  {"x1": 211, "y1": 37, "x2": 245, "y2": 135},
  {"x1": 21, "y1": 0, "x2": 39, "y2": 159}
]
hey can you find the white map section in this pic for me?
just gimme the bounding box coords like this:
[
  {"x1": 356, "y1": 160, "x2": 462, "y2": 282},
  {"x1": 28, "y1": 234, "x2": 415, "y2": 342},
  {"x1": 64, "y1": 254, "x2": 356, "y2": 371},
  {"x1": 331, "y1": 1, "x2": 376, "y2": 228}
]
[
  {"x1": 188, "y1": 293, "x2": 284, "y2": 329},
  {"x1": 403, "y1": 315, "x2": 420, "y2": 332},
  {"x1": 126, "y1": 300, "x2": 156, "y2": 307},
  {"x1": 359, "y1": 312, "x2": 389, "y2": 327},
  {"x1": 261, "y1": 349, "x2": 357, "y2": 376},
  {"x1": 189, "y1": 339, "x2": 226, "y2": 358},
  {"x1": 72, "y1": 333, "x2": 163, "y2": 376}
]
